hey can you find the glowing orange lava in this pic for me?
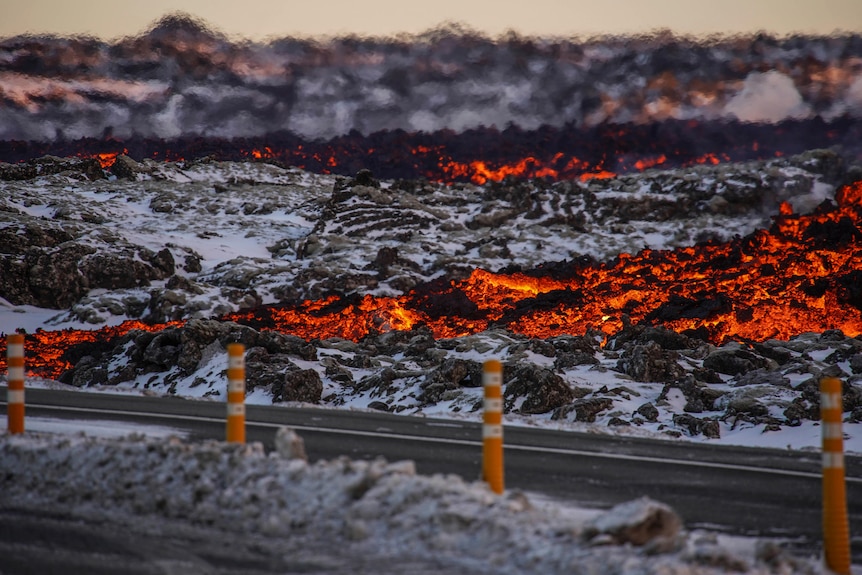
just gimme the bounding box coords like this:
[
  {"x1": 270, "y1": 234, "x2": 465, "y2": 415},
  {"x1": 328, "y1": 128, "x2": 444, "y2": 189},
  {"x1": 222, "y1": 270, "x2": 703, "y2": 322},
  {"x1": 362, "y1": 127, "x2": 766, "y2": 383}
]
[
  {"x1": 220, "y1": 181, "x2": 862, "y2": 344},
  {"x1": 1, "y1": 320, "x2": 180, "y2": 379},
  {"x1": 79, "y1": 148, "x2": 129, "y2": 169},
  {"x1": 3, "y1": 182, "x2": 861, "y2": 380}
]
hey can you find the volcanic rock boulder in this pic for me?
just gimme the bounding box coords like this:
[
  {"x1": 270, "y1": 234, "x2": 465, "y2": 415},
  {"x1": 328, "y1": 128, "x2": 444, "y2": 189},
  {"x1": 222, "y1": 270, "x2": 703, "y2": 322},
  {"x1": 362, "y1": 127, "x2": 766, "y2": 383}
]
[
  {"x1": 504, "y1": 364, "x2": 575, "y2": 414},
  {"x1": 636, "y1": 402, "x2": 660, "y2": 422},
  {"x1": 607, "y1": 325, "x2": 701, "y2": 351},
  {"x1": 272, "y1": 369, "x2": 323, "y2": 404},
  {"x1": 24, "y1": 244, "x2": 95, "y2": 308},
  {"x1": 322, "y1": 357, "x2": 355, "y2": 386},
  {"x1": 0, "y1": 221, "x2": 176, "y2": 309},
  {"x1": 69, "y1": 356, "x2": 109, "y2": 388},
  {"x1": 142, "y1": 330, "x2": 182, "y2": 369},
  {"x1": 551, "y1": 397, "x2": 615, "y2": 422},
  {"x1": 553, "y1": 351, "x2": 599, "y2": 369},
  {"x1": 111, "y1": 154, "x2": 150, "y2": 179},
  {"x1": 672, "y1": 414, "x2": 721, "y2": 438},
  {"x1": 659, "y1": 375, "x2": 726, "y2": 414},
  {"x1": 419, "y1": 358, "x2": 484, "y2": 403},
  {"x1": 732, "y1": 368, "x2": 790, "y2": 388},
  {"x1": 0, "y1": 156, "x2": 104, "y2": 181},
  {"x1": 616, "y1": 341, "x2": 686, "y2": 383},
  {"x1": 80, "y1": 250, "x2": 174, "y2": 290},
  {"x1": 703, "y1": 348, "x2": 775, "y2": 376},
  {"x1": 173, "y1": 319, "x2": 232, "y2": 372},
  {"x1": 0, "y1": 162, "x2": 37, "y2": 180},
  {"x1": 355, "y1": 367, "x2": 398, "y2": 398}
]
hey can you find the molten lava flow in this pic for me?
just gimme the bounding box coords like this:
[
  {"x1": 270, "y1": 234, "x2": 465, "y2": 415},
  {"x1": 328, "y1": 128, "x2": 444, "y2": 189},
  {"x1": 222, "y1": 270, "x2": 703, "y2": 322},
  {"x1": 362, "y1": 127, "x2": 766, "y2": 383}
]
[
  {"x1": 8, "y1": 117, "x2": 856, "y2": 185},
  {"x1": 837, "y1": 180, "x2": 862, "y2": 206},
  {"x1": 688, "y1": 153, "x2": 724, "y2": 166},
  {"x1": 2, "y1": 182, "x2": 861, "y2": 380},
  {"x1": 0, "y1": 320, "x2": 179, "y2": 379},
  {"x1": 222, "y1": 181, "x2": 862, "y2": 344},
  {"x1": 421, "y1": 151, "x2": 626, "y2": 185},
  {"x1": 248, "y1": 146, "x2": 275, "y2": 160},
  {"x1": 634, "y1": 155, "x2": 668, "y2": 170},
  {"x1": 78, "y1": 148, "x2": 129, "y2": 169}
]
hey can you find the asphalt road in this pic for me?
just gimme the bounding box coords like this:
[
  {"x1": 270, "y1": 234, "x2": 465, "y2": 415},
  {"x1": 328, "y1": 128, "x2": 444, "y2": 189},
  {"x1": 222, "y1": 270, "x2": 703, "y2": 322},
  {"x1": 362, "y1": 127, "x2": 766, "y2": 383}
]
[{"x1": 4, "y1": 388, "x2": 862, "y2": 566}]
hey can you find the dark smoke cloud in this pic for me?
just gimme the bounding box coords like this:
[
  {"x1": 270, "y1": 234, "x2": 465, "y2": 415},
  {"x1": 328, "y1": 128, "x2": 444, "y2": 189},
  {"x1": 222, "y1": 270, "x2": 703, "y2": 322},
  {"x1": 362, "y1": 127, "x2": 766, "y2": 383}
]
[{"x1": 1, "y1": 12, "x2": 861, "y2": 142}]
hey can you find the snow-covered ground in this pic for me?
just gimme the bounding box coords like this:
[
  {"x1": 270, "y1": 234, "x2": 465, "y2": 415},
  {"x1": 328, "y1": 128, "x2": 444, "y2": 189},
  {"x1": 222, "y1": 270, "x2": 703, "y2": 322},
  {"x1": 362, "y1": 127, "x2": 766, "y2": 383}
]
[{"x1": 0, "y1": 423, "x2": 836, "y2": 574}]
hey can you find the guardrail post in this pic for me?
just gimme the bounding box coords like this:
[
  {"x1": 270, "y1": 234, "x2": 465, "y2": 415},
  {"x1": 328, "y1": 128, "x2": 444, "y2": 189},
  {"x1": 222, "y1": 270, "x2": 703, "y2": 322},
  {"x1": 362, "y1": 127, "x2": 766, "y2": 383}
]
[
  {"x1": 6, "y1": 333, "x2": 25, "y2": 434},
  {"x1": 482, "y1": 359, "x2": 504, "y2": 494},
  {"x1": 821, "y1": 376, "x2": 850, "y2": 575},
  {"x1": 226, "y1": 343, "x2": 246, "y2": 443}
]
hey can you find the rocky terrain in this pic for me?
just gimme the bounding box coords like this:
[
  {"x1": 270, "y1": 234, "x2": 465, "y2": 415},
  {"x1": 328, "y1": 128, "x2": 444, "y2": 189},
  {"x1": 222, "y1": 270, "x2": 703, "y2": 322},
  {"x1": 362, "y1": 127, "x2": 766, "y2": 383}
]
[
  {"x1": 1, "y1": 150, "x2": 861, "y2": 449},
  {"x1": 52, "y1": 316, "x2": 862, "y2": 446},
  {"x1": 0, "y1": 148, "x2": 850, "y2": 323}
]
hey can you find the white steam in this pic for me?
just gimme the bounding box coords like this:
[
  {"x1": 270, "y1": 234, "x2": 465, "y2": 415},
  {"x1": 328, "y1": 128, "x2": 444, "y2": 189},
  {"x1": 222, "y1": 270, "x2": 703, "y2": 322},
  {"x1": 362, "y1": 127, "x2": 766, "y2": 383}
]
[{"x1": 724, "y1": 71, "x2": 811, "y2": 124}]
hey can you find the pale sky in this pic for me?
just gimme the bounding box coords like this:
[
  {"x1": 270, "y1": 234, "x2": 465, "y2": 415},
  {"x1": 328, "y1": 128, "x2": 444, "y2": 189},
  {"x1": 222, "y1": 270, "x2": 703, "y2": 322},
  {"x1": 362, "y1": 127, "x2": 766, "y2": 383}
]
[{"x1": 1, "y1": 0, "x2": 861, "y2": 41}]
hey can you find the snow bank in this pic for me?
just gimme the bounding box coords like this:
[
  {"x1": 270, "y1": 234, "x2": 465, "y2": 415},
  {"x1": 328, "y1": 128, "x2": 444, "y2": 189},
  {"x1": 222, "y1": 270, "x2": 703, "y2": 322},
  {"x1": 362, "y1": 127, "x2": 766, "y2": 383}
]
[{"x1": 0, "y1": 429, "x2": 823, "y2": 574}]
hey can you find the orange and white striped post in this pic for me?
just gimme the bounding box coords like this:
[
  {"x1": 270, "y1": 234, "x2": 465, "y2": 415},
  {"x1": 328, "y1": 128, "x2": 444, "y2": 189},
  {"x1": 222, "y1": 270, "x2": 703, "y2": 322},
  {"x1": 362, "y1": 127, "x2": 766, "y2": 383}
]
[
  {"x1": 821, "y1": 376, "x2": 850, "y2": 575},
  {"x1": 226, "y1": 343, "x2": 246, "y2": 444},
  {"x1": 482, "y1": 359, "x2": 504, "y2": 494},
  {"x1": 6, "y1": 333, "x2": 25, "y2": 434}
]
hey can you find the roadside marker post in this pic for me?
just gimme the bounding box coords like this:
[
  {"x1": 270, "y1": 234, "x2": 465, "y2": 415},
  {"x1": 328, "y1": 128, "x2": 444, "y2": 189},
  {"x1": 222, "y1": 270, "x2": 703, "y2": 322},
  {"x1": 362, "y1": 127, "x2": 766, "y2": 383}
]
[
  {"x1": 482, "y1": 359, "x2": 504, "y2": 494},
  {"x1": 6, "y1": 333, "x2": 25, "y2": 434},
  {"x1": 226, "y1": 343, "x2": 246, "y2": 444},
  {"x1": 821, "y1": 376, "x2": 850, "y2": 575}
]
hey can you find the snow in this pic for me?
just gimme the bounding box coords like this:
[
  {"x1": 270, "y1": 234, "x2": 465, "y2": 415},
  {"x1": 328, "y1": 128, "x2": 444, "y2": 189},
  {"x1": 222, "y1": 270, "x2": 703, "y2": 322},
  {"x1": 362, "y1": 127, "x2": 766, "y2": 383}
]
[
  {"x1": 0, "y1": 427, "x2": 835, "y2": 574},
  {"x1": 23, "y1": 416, "x2": 185, "y2": 439},
  {"x1": 0, "y1": 299, "x2": 78, "y2": 332}
]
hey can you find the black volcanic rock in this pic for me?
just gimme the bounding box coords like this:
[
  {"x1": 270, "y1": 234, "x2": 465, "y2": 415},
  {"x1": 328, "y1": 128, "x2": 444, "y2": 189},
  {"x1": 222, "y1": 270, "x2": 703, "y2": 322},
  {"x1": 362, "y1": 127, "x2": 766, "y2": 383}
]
[
  {"x1": 0, "y1": 162, "x2": 37, "y2": 180},
  {"x1": 273, "y1": 369, "x2": 323, "y2": 404},
  {"x1": 35, "y1": 313, "x2": 862, "y2": 439},
  {"x1": 419, "y1": 358, "x2": 483, "y2": 403},
  {"x1": 504, "y1": 364, "x2": 574, "y2": 414},
  {"x1": 0, "y1": 156, "x2": 105, "y2": 181},
  {"x1": 703, "y1": 348, "x2": 774, "y2": 376},
  {"x1": 607, "y1": 325, "x2": 702, "y2": 351},
  {"x1": 616, "y1": 341, "x2": 686, "y2": 383},
  {"x1": 0, "y1": 241, "x2": 176, "y2": 309},
  {"x1": 672, "y1": 414, "x2": 721, "y2": 438},
  {"x1": 552, "y1": 397, "x2": 614, "y2": 422},
  {"x1": 111, "y1": 154, "x2": 150, "y2": 179},
  {"x1": 0, "y1": 148, "x2": 859, "y2": 452}
]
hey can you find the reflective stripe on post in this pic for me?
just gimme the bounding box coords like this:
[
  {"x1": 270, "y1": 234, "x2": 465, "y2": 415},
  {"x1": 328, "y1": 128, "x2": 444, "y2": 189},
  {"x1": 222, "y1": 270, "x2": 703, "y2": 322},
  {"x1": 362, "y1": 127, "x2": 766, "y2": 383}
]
[
  {"x1": 226, "y1": 343, "x2": 246, "y2": 444},
  {"x1": 821, "y1": 376, "x2": 850, "y2": 575},
  {"x1": 482, "y1": 359, "x2": 504, "y2": 494},
  {"x1": 6, "y1": 334, "x2": 25, "y2": 434}
]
